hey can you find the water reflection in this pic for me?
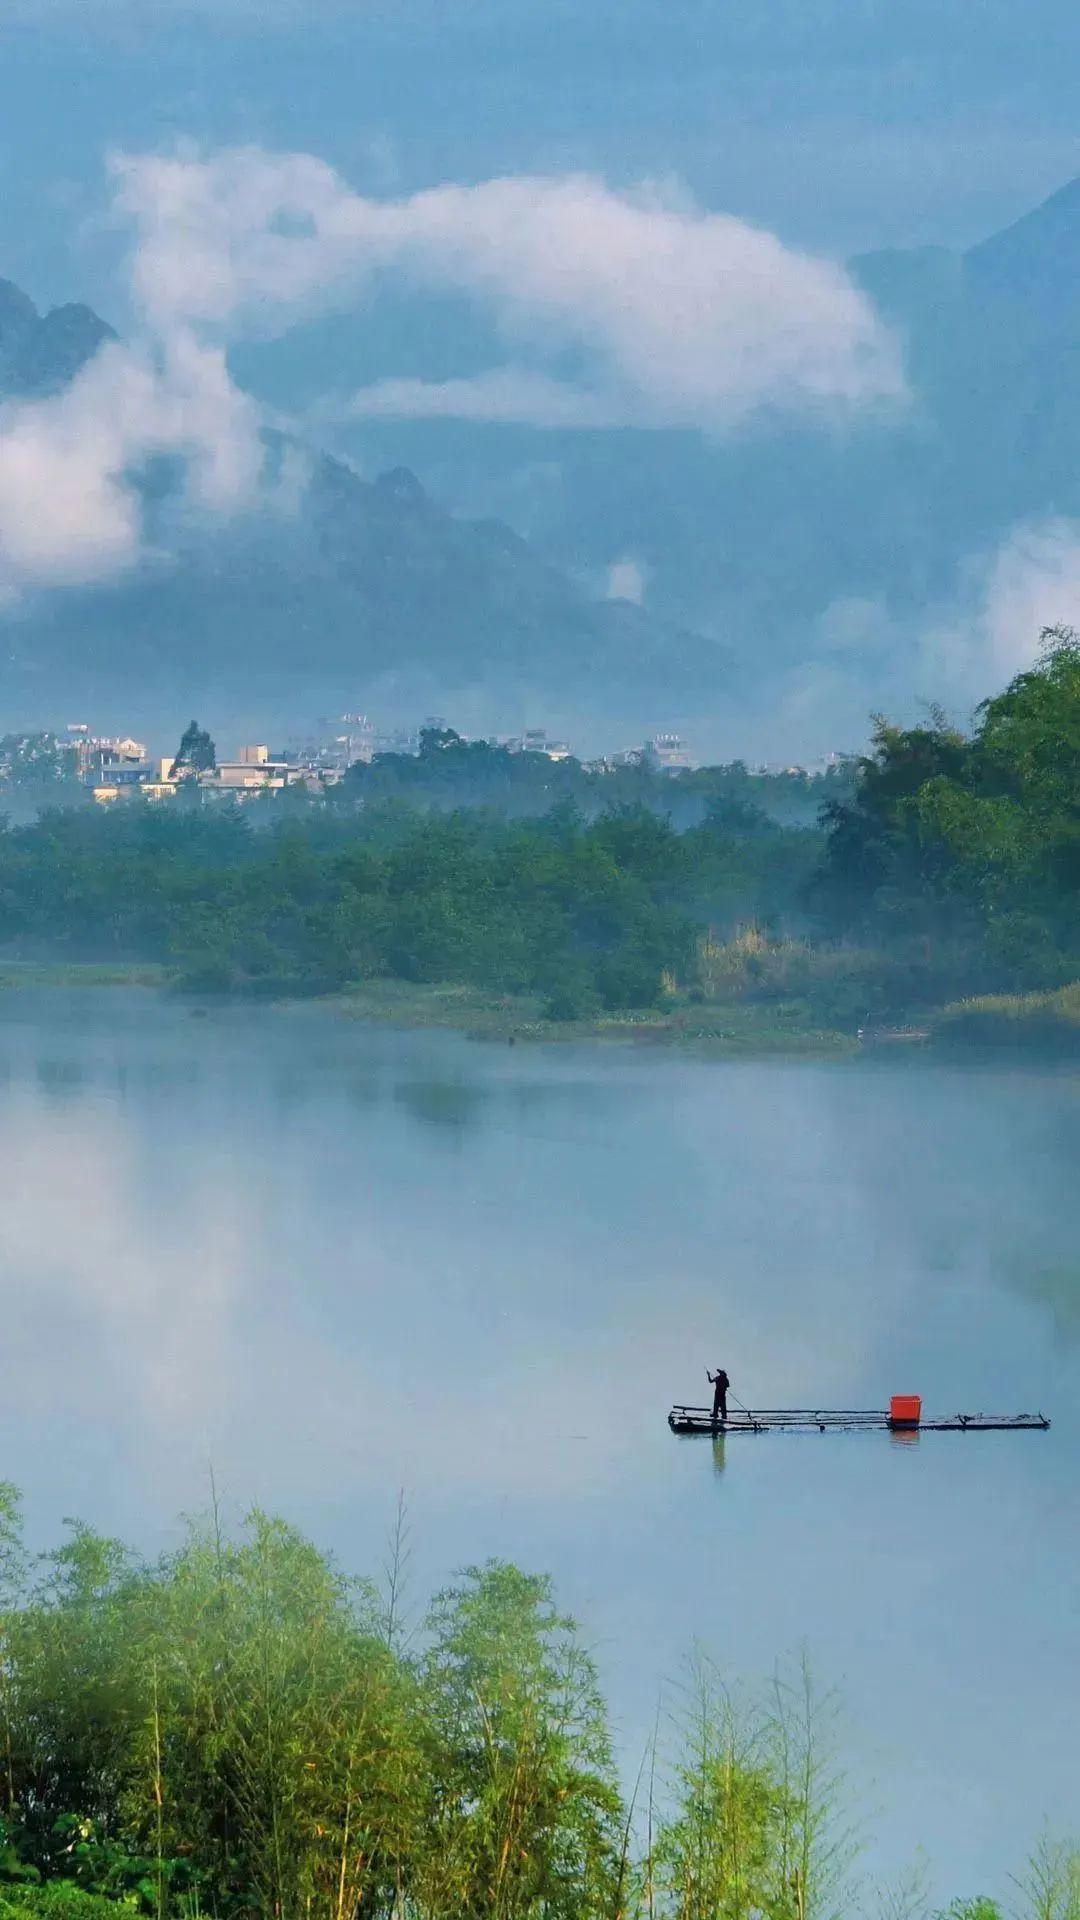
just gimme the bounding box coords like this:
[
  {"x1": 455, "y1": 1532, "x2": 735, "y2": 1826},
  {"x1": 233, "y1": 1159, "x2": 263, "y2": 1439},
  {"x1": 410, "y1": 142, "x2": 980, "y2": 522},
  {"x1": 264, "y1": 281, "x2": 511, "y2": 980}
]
[
  {"x1": 1004, "y1": 1263, "x2": 1080, "y2": 1343},
  {"x1": 393, "y1": 1077, "x2": 490, "y2": 1130},
  {"x1": 35, "y1": 1057, "x2": 87, "y2": 1094}
]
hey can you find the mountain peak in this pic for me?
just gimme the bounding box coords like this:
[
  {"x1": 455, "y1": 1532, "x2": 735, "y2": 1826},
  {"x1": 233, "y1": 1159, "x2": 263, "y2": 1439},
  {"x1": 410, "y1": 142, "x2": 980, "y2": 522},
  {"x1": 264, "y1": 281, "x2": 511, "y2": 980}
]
[
  {"x1": 374, "y1": 466, "x2": 430, "y2": 508},
  {"x1": 0, "y1": 276, "x2": 114, "y2": 398}
]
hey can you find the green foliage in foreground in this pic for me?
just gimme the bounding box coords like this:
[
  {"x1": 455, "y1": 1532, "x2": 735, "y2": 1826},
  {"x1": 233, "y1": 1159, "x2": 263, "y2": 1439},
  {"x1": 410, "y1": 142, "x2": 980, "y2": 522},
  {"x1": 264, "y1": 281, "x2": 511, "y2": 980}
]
[{"x1": 0, "y1": 1488, "x2": 1074, "y2": 1920}]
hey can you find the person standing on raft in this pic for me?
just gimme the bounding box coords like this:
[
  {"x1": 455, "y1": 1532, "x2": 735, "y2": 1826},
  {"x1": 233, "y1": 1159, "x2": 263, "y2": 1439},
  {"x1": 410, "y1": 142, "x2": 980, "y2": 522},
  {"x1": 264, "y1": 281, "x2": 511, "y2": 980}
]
[{"x1": 707, "y1": 1367, "x2": 730, "y2": 1424}]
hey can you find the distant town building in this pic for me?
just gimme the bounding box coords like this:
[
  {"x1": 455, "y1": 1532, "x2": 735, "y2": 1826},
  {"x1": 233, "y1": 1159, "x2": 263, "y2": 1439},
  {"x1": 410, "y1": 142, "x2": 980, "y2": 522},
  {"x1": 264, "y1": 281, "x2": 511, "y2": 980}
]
[
  {"x1": 8, "y1": 709, "x2": 710, "y2": 799},
  {"x1": 87, "y1": 742, "x2": 150, "y2": 790},
  {"x1": 337, "y1": 714, "x2": 378, "y2": 765},
  {"x1": 644, "y1": 733, "x2": 693, "y2": 774},
  {"x1": 202, "y1": 747, "x2": 308, "y2": 795},
  {"x1": 64, "y1": 725, "x2": 150, "y2": 789},
  {"x1": 504, "y1": 727, "x2": 573, "y2": 762}
]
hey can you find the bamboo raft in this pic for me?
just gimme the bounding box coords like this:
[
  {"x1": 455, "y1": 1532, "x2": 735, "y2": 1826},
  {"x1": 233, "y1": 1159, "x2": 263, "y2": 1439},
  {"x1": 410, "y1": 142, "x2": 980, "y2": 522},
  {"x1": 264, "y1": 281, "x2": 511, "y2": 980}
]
[{"x1": 668, "y1": 1405, "x2": 1051, "y2": 1435}]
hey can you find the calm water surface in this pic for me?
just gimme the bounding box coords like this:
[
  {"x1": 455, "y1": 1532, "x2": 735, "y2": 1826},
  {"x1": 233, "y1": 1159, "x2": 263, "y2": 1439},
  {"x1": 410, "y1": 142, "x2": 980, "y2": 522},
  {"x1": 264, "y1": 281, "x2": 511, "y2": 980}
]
[{"x1": 0, "y1": 989, "x2": 1077, "y2": 1900}]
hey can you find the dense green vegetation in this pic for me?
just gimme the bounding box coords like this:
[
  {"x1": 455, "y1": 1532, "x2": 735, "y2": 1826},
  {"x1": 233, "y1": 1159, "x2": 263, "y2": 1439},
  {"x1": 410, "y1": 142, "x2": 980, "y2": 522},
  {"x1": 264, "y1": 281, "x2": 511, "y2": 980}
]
[
  {"x1": 0, "y1": 631, "x2": 1077, "y2": 1045},
  {"x1": 814, "y1": 629, "x2": 1080, "y2": 985},
  {"x1": 0, "y1": 791, "x2": 817, "y2": 1015},
  {"x1": 0, "y1": 1488, "x2": 1071, "y2": 1920}
]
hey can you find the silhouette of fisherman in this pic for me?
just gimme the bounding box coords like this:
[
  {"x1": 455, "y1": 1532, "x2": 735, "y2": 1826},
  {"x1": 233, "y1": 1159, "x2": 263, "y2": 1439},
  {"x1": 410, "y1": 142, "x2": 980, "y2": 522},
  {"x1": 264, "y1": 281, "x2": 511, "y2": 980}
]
[{"x1": 707, "y1": 1366, "x2": 730, "y2": 1425}]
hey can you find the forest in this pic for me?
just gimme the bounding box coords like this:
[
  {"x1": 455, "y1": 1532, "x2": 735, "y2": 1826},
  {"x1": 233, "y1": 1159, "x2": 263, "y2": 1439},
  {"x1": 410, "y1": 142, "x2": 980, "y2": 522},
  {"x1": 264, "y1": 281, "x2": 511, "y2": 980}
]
[
  {"x1": 0, "y1": 630, "x2": 1076, "y2": 1042},
  {"x1": 0, "y1": 1486, "x2": 1073, "y2": 1920}
]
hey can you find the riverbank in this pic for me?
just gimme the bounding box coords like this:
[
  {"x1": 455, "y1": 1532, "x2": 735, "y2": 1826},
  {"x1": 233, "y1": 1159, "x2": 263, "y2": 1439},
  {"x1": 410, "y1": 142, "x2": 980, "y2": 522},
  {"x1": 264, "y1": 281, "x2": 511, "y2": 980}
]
[
  {"x1": 324, "y1": 977, "x2": 858, "y2": 1054},
  {"x1": 0, "y1": 962, "x2": 856, "y2": 1055},
  {"x1": 933, "y1": 982, "x2": 1080, "y2": 1056},
  {"x1": 0, "y1": 960, "x2": 169, "y2": 990},
  {"x1": 333, "y1": 978, "x2": 1080, "y2": 1060},
  {"x1": 6, "y1": 959, "x2": 1080, "y2": 1064}
]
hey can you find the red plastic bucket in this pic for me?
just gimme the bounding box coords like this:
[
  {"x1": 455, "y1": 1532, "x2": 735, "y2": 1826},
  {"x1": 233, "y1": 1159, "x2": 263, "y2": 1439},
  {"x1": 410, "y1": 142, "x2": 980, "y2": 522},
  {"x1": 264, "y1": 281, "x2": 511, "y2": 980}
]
[{"x1": 889, "y1": 1394, "x2": 922, "y2": 1429}]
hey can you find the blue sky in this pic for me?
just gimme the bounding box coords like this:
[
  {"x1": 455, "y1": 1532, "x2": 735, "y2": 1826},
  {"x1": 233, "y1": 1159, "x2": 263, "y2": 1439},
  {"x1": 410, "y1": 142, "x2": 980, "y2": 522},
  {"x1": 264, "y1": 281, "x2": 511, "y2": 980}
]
[{"x1": 4, "y1": 0, "x2": 1080, "y2": 317}]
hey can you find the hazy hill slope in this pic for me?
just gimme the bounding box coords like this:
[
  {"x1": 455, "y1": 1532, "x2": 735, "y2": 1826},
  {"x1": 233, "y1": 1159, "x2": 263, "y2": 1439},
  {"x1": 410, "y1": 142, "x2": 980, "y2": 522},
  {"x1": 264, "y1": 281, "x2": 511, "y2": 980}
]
[{"x1": 0, "y1": 293, "x2": 726, "y2": 733}]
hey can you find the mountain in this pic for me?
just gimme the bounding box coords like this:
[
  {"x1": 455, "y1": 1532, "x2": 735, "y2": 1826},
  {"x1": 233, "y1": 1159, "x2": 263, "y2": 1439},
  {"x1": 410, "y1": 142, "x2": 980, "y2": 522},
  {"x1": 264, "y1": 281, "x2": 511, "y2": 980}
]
[
  {"x1": 965, "y1": 174, "x2": 1080, "y2": 323},
  {"x1": 849, "y1": 179, "x2": 1080, "y2": 535},
  {"x1": 0, "y1": 278, "x2": 115, "y2": 398},
  {"x1": 0, "y1": 282, "x2": 726, "y2": 741}
]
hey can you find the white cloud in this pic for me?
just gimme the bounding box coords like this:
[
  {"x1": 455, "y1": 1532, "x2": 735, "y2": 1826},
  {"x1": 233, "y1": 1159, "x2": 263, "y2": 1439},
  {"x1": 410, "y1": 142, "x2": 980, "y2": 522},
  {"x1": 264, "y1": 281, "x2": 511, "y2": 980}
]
[
  {"x1": 606, "y1": 556, "x2": 646, "y2": 605},
  {"x1": 0, "y1": 339, "x2": 260, "y2": 597},
  {"x1": 0, "y1": 336, "x2": 261, "y2": 598},
  {"x1": 909, "y1": 518, "x2": 1080, "y2": 714},
  {"x1": 0, "y1": 142, "x2": 901, "y2": 597},
  {"x1": 775, "y1": 516, "x2": 1080, "y2": 761},
  {"x1": 346, "y1": 367, "x2": 628, "y2": 429},
  {"x1": 113, "y1": 148, "x2": 903, "y2": 430},
  {"x1": 962, "y1": 518, "x2": 1080, "y2": 682}
]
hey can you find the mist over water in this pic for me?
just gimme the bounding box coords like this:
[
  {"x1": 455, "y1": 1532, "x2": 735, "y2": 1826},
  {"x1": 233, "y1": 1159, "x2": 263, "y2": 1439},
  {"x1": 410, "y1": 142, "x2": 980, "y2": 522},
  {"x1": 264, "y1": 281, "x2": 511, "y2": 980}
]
[{"x1": 0, "y1": 988, "x2": 1076, "y2": 1901}]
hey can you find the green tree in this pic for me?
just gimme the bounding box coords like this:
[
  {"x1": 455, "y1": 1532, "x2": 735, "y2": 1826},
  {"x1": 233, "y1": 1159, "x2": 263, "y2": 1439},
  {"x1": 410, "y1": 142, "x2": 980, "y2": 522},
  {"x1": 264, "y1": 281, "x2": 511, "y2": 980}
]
[
  {"x1": 169, "y1": 723, "x2": 216, "y2": 780},
  {"x1": 415, "y1": 1561, "x2": 622, "y2": 1920}
]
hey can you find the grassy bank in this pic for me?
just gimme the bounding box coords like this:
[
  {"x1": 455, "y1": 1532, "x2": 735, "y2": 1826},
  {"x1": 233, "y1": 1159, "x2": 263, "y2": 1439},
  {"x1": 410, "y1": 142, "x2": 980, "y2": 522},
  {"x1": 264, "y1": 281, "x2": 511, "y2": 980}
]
[
  {"x1": 0, "y1": 959, "x2": 869, "y2": 1057},
  {"x1": 13, "y1": 954, "x2": 1080, "y2": 1068},
  {"x1": 933, "y1": 982, "x2": 1080, "y2": 1056},
  {"x1": 325, "y1": 978, "x2": 856, "y2": 1055},
  {"x1": 0, "y1": 961, "x2": 855, "y2": 1056},
  {"x1": 0, "y1": 960, "x2": 170, "y2": 990}
]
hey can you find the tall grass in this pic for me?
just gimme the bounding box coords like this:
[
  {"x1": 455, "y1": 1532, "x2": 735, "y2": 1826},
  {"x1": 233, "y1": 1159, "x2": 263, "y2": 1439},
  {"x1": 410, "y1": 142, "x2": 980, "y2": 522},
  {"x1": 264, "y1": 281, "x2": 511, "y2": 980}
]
[{"x1": 933, "y1": 983, "x2": 1080, "y2": 1055}]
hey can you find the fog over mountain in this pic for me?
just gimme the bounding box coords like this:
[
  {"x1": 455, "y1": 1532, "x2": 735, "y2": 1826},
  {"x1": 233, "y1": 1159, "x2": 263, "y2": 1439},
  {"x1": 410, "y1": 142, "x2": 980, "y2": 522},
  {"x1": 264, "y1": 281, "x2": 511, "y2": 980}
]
[
  {"x1": 289, "y1": 170, "x2": 1080, "y2": 749},
  {"x1": 0, "y1": 277, "x2": 733, "y2": 747},
  {"x1": 3, "y1": 167, "x2": 1080, "y2": 755}
]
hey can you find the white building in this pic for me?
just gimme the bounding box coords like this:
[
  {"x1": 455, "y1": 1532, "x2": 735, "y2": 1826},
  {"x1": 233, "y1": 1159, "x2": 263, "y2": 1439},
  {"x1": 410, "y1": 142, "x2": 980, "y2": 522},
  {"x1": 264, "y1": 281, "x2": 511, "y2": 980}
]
[
  {"x1": 644, "y1": 733, "x2": 693, "y2": 774},
  {"x1": 504, "y1": 727, "x2": 573, "y2": 762}
]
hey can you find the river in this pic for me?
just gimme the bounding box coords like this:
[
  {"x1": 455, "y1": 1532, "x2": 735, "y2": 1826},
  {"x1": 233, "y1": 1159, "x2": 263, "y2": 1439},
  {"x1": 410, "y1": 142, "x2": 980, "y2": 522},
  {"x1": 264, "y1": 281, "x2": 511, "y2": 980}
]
[{"x1": 0, "y1": 988, "x2": 1076, "y2": 1902}]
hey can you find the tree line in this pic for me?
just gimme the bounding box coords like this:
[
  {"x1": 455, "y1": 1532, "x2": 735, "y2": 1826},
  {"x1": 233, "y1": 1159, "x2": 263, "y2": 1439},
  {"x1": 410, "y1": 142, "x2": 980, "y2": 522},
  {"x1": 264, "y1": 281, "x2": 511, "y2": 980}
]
[
  {"x1": 0, "y1": 795, "x2": 816, "y2": 1012},
  {"x1": 339, "y1": 731, "x2": 848, "y2": 831}
]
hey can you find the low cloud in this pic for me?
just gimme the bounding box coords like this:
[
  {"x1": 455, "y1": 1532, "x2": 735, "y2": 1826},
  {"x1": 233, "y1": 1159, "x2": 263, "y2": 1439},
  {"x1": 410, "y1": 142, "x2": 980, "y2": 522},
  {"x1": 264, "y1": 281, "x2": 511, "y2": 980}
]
[
  {"x1": 765, "y1": 516, "x2": 1080, "y2": 762},
  {"x1": 606, "y1": 556, "x2": 646, "y2": 605},
  {"x1": 114, "y1": 149, "x2": 903, "y2": 433},
  {"x1": 895, "y1": 517, "x2": 1080, "y2": 722},
  {"x1": 950, "y1": 518, "x2": 1080, "y2": 686},
  {"x1": 346, "y1": 368, "x2": 630, "y2": 429},
  {"x1": 0, "y1": 337, "x2": 260, "y2": 599},
  {"x1": 0, "y1": 142, "x2": 901, "y2": 598}
]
